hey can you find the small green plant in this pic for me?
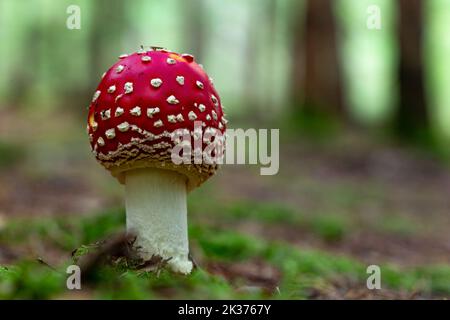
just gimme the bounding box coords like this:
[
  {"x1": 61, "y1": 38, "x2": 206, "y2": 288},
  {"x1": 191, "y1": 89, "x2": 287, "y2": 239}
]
[{"x1": 309, "y1": 215, "x2": 349, "y2": 242}]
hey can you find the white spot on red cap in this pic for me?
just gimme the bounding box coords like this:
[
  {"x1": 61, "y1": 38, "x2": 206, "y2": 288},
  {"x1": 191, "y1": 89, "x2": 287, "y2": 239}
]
[
  {"x1": 130, "y1": 106, "x2": 141, "y2": 116},
  {"x1": 176, "y1": 114, "x2": 184, "y2": 122},
  {"x1": 107, "y1": 85, "x2": 116, "y2": 94},
  {"x1": 151, "y1": 78, "x2": 162, "y2": 88},
  {"x1": 115, "y1": 107, "x2": 124, "y2": 117},
  {"x1": 147, "y1": 107, "x2": 160, "y2": 118},
  {"x1": 166, "y1": 95, "x2": 179, "y2": 105},
  {"x1": 167, "y1": 115, "x2": 176, "y2": 123},
  {"x1": 97, "y1": 137, "x2": 105, "y2": 146},
  {"x1": 196, "y1": 81, "x2": 204, "y2": 89},
  {"x1": 167, "y1": 58, "x2": 176, "y2": 65},
  {"x1": 206, "y1": 114, "x2": 211, "y2": 121},
  {"x1": 92, "y1": 90, "x2": 101, "y2": 102},
  {"x1": 211, "y1": 95, "x2": 219, "y2": 107},
  {"x1": 188, "y1": 111, "x2": 197, "y2": 121},
  {"x1": 176, "y1": 76, "x2": 185, "y2": 85},
  {"x1": 119, "y1": 54, "x2": 128, "y2": 59},
  {"x1": 198, "y1": 104, "x2": 206, "y2": 112},
  {"x1": 124, "y1": 82, "x2": 133, "y2": 94},
  {"x1": 105, "y1": 128, "x2": 116, "y2": 139},
  {"x1": 101, "y1": 109, "x2": 111, "y2": 120},
  {"x1": 91, "y1": 121, "x2": 98, "y2": 131},
  {"x1": 116, "y1": 65, "x2": 125, "y2": 73},
  {"x1": 141, "y1": 56, "x2": 151, "y2": 62},
  {"x1": 154, "y1": 120, "x2": 163, "y2": 127},
  {"x1": 221, "y1": 117, "x2": 228, "y2": 125},
  {"x1": 117, "y1": 122, "x2": 130, "y2": 132},
  {"x1": 211, "y1": 110, "x2": 218, "y2": 120}
]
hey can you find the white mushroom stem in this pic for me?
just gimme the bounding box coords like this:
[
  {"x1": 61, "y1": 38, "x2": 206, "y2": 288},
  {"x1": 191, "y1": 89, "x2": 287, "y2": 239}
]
[{"x1": 125, "y1": 167, "x2": 193, "y2": 274}]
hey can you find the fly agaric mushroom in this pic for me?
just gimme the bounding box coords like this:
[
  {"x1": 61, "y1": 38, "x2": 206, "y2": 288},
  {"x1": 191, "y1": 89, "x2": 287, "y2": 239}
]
[{"x1": 86, "y1": 47, "x2": 226, "y2": 274}]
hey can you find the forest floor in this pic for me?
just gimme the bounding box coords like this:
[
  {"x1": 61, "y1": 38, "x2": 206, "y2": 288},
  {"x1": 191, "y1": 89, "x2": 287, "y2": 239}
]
[{"x1": 0, "y1": 110, "x2": 450, "y2": 299}]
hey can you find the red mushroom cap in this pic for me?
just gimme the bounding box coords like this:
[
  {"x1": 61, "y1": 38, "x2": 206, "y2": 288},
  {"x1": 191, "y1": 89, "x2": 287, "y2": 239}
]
[{"x1": 87, "y1": 48, "x2": 227, "y2": 190}]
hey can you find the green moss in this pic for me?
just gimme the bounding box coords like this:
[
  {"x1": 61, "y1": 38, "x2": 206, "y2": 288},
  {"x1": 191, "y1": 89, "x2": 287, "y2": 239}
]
[
  {"x1": 309, "y1": 215, "x2": 349, "y2": 242},
  {"x1": 0, "y1": 261, "x2": 63, "y2": 299},
  {"x1": 0, "y1": 208, "x2": 125, "y2": 250},
  {"x1": 191, "y1": 225, "x2": 265, "y2": 261},
  {"x1": 374, "y1": 216, "x2": 418, "y2": 236}
]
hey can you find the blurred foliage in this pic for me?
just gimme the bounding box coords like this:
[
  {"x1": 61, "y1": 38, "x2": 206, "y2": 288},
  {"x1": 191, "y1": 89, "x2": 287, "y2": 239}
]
[{"x1": 1, "y1": 0, "x2": 450, "y2": 144}]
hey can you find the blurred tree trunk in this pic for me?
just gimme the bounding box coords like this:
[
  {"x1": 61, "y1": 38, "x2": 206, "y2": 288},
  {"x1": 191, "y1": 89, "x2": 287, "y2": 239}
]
[
  {"x1": 394, "y1": 0, "x2": 430, "y2": 142},
  {"x1": 88, "y1": 0, "x2": 126, "y2": 87},
  {"x1": 10, "y1": 26, "x2": 41, "y2": 109},
  {"x1": 291, "y1": 0, "x2": 343, "y2": 118},
  {"x1": 243, "y1": 5, "x2": 261, "y2": 111},
  {"x1": 264, "y1": 0, "x2": 277, "y2": 108},
  {"x1": 69, "y1": 0, "x2": 127, "y2": 113},
  {"x1": 88, "y1": 0, "x2": 105, "y2": 90},
  {"x1": 290, "y1": 2, "x2": 304, "y2": 108},
  {"x1": 183, "y1": 0, "x2": 205, "y2": 61}
]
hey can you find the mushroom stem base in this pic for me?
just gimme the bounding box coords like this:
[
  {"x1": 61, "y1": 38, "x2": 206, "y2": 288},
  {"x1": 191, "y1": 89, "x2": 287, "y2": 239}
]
[{"x1": 125, "y1": 167, "x2": 192, "y2": 274}]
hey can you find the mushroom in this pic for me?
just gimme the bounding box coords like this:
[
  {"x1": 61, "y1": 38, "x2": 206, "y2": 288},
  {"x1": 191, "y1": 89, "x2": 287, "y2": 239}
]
[{"x1": 86, "y1": 48, "x2": 226, "y2": 274}]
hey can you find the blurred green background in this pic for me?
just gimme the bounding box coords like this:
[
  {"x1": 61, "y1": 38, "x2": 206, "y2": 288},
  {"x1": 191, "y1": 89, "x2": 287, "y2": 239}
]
[
  {"x1": 0, "y1": 0, "x2": 450, "y2": 299},
  {"x1": 2, "y1": 0, "x2": 450, "y2": 137}
]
